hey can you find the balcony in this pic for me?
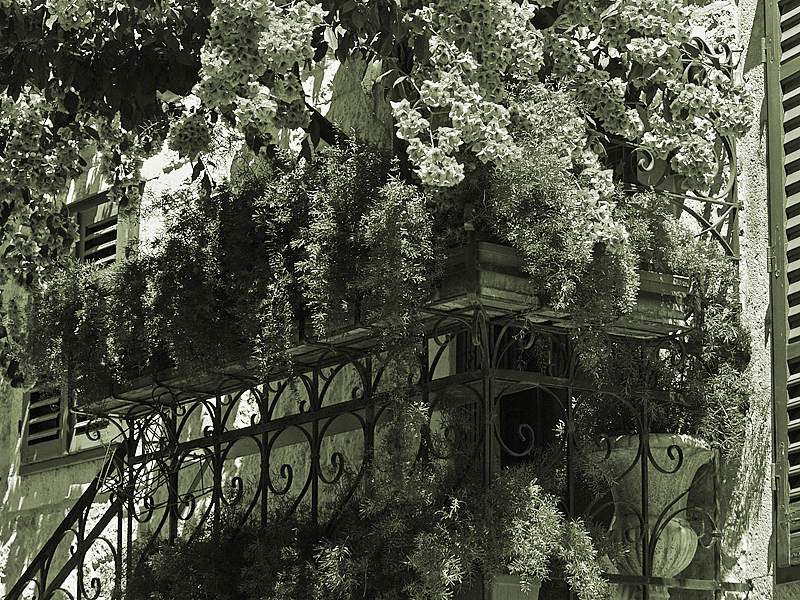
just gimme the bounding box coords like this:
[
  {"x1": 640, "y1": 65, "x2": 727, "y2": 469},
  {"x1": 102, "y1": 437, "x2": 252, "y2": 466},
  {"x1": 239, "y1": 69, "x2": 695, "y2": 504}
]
[{"x1": 73, "y1": 237, "x2": 690, "y2": 417}]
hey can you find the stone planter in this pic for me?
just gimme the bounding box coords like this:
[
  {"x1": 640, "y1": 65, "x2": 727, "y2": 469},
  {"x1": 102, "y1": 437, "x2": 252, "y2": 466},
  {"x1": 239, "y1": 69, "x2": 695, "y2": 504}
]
[
  {"x1": 431, "y1": 241, "x2": 688, "y2": 336},
  {"x1": 589, "y1": 434, "x2": 713, "y2": 600}
]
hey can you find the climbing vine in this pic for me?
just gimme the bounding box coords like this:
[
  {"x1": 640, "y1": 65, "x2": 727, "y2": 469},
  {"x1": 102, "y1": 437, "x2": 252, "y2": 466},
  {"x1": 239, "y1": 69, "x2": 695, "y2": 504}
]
[{"x1": 0, "y1": 0, "x2": 751, "y2": 290}]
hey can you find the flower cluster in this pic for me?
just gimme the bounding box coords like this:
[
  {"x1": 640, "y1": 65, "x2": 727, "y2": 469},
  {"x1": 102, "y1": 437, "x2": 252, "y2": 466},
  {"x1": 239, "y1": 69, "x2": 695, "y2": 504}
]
[
  {"x1": 43, "y1": 0, "x2": 117, "y2": 30},
  {"x1": 271, "y1": 76, "x2": 309, "y2": 130},
  {"x1": 579, "y1": 191, "x2": 630, "y2": 254},
  {"x1": 0, "y1": 185, "x2": 78, "y2": 288},
  {"x1": 393, "y1": 98, "x2": 463, "y2": 186},
  {"x1": 669, "y1": 81, "x2": 714, "y2": 120},
  {"x1": 167, "y1": 111, "x2": 212, "y2": 160},
  {"x1": 94, "y1": 115, "x2": 146, "y2": 210},
  {"x1": 713, "y1": 82, "x2": 753, "y2": 137},
  {"x1": 539, "y1": 0, "x2": 750, "y2": 193},
  {"x1": 670, "y1": 135, "x2": 718, "y2": 190},
  {"x1": 390, "y1": 0, "x2": 546, "y2": 187},
  {"x1": 0, "y1": 94, "x2": 94, "y2": 199},
  {"x1": 195, "y1": 0, "x2": 323, "y2": 139},
  {"x1": 428, "y1": 0, "x2": 543, "y2": 101},
  {"x1": 391, "y1": 77, "x2": 518, "y2": 188}
]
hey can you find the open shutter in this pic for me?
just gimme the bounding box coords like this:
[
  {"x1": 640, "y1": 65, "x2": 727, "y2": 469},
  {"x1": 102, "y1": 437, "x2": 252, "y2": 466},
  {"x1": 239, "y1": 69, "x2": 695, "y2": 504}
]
[
  {"x1": 21, "y1": 390, "x2": 68, "y2": 464},
  {"x1": 73, "y1": 194, "x2": 119, "y2": 265},
  {"x1": 767, "y1": 0, "x2": 800, "y2": 576},
  {"x1": 69, "y1": 190, "x2": 139, "y2": 266},
  {"x1": 70, "y1": 413, "x2": 114, "y2": 453},
  {"x1": 21, "y1": 389, "x2": 118, "y2": 464}
]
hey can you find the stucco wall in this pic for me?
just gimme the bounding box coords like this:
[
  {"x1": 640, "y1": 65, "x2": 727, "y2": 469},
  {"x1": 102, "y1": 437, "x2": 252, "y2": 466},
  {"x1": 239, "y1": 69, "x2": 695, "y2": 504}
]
[
  {"x1": 694, "y1": 0, "x2": 779, "y2": 596},
  {"x1": 0, "y1": 381, "x2": 109, "y2": 597},
  {"x1": 726, "y1": 0, "x2": 774, "y2": 588}
]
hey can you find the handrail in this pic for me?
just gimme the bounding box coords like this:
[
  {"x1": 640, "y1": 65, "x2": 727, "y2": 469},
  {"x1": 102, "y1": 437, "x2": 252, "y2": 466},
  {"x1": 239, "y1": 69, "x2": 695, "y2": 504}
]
[{"x1": 4, "y1": 444, "x2": 127, "y2": 600}]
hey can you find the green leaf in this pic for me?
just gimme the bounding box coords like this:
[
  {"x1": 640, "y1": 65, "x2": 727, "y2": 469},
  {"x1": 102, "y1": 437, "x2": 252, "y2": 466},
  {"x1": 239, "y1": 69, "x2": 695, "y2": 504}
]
[
  {"x1": 163, "y1": 29, "x2": 181, "y2": 53},
  {"x1": 336, "y1": 32, "x2": 356, "y2": 63},
  {"x1": 551, "y1": 14, "x2": 573, "y2": 32},
  {"x1": 300, "y1": 135, "x2": 313, "y2": 163},
  {"x1": 27, "y1": 50, "x2": 49, "y2": 89},
  {"x1": 192, "y1": 158, "x2": 205, "y2": 182},
  {"x1": 350, "y1": 9, "x2": 365, "y2": 30},
  {"x1": 413, "y1": 35, "x2": 429, "y2": 64},
  {"x1": 339, "y1": 0, "x2": 357, "y2": 14},
  {"x1": 309, "y1": 118, "x2": 321, "y2": 148},
  {"x1": 64, "y1": 90, "x2": 80, "y2": 113},
  {"x1": 116, "y1": 6, "x2": 129, "y2": 29}
]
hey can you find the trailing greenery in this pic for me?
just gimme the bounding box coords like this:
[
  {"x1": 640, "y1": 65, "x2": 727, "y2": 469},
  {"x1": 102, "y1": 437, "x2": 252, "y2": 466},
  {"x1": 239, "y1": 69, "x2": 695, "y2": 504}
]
[
  {"x1": 6, "y1": 102, "x2": 751, "y2": 461},
  {"x1": 405, "y1": 464, "x2": 609, "y2": 600},
  {"x1": 122, "y1": 388, "x2": 609, "y2": 600},
  {"x1": 126, "y1": 462, "x2": 609, "y2": 600},
  {"x1": 573, "y1": 220, "x2": 752, "y2": 456},
  {"x1": 8, "y1": 140, "x2": 438, "y2": 393}
]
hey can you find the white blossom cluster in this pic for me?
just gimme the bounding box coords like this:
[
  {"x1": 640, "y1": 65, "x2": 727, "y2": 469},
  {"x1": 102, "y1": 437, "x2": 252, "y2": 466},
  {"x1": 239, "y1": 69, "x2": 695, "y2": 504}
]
[
  {"x1": 167, "y1": 112, "x2": 212, "y2": 160},
  {"x1": 391, "y1": 0, "x2": 545, "y2": 187},
  {"x1": 44, "y1": 0, "x2": 116, "y2": 30},
  {"x1": 195, "y1": 0, "x2": 324, "y2": 142}
]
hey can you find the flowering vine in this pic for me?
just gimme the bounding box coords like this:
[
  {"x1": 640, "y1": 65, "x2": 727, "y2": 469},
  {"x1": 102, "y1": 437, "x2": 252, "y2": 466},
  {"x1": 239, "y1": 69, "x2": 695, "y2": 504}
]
[
  {"x1": 0, "y1": 0, "x2": 752, "y2": 291},
  {"x1": 194, "y1": 0, "x2": 324, "y2": 144}
]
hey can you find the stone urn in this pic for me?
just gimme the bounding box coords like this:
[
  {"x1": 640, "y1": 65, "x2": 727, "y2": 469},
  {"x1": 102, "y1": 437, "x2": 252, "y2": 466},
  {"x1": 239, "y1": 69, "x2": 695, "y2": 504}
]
[{"x1": 589, "y1": 434, "x2": 713, "y2": 600}]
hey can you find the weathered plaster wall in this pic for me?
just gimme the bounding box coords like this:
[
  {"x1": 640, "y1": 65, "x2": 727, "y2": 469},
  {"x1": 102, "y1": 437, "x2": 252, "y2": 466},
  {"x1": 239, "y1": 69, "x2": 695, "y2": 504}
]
[
  {"x1": 724, "y1": 0, "x2": 775, "y2": 596},
  {"x1": 0, "y1": 380, "x2": 109, "y2": 597}
]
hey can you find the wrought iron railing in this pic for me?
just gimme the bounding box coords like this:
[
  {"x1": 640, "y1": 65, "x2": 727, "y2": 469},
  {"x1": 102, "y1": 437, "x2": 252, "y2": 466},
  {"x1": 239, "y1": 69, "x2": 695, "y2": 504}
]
[
  {"x1": 5, "y1": 444, "x2": 127, "y2": 600},
  {"x1": 7, "y1": 300, "x2": 755, "y2": 600}
]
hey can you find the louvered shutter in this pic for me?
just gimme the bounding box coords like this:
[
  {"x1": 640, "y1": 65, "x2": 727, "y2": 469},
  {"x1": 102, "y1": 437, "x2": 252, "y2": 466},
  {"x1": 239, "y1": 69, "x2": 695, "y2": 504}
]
[
  {"x1": 768, "y1": 0, "x2": 800, "y2": 573},
  {"x1": 70, "y1": 413, "x2": 113, "y2": 453},
  {"x1": 21, "y1": 390, "x2": 68, "y2": 463},
  {"x1": 69, "y1": 191, "x2": 139, "y2": 266},
  {"x1": 74, "y1": 194, "x2": 119, "y2": 265}
]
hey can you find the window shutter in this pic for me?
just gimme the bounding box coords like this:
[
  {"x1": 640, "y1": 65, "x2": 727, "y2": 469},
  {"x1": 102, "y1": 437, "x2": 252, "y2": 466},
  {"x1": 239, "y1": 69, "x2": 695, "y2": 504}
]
[
  {"x1": 74, "y1": 195, "x2": 119, "y2": 265},
  {"x1": 767, "y1": 0, "x2": 800, "y2": 573},
  {"x1": 70, "y1": 413, "x2": 113, "y2": 453},
  {"x1": 70, "y1": 190, "x2": 141, "y2": 265},
  {"x1": 21, "y1": 391, "x2": 67, "y2": 464}
]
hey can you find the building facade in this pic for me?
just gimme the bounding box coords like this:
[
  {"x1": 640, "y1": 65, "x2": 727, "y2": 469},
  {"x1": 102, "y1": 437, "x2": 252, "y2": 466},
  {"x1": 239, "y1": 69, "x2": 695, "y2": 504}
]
[{"x1": 1, "y1": 0, "x2": 797, "y2": 598}]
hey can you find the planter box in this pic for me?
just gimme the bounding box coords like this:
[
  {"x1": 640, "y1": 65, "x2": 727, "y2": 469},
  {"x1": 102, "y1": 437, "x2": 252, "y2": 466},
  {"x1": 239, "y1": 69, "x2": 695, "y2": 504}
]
[
  {"x1": 616, "y1": 270, "x2": 688, "y2": 337},
  {"x1": 432, "y1": 241, "x2": 688, "y2": 336},
  {"x1": 491, "y1": 575, "x2": 541, "y2": 600},
  {"x1": 431, "y1": 241, "x2": 541, "y2": 316}
]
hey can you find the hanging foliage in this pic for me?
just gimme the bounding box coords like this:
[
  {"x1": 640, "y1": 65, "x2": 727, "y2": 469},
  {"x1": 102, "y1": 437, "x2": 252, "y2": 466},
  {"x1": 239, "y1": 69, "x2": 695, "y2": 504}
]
[{"x1": 0, "y1": 0, "x2": 750, "y2": 287}]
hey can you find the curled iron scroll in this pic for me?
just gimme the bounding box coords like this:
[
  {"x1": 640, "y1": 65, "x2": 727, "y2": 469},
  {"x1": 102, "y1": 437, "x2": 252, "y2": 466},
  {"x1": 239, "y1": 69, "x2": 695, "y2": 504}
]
[{"x1": 647, "y1": 441, "x2": 684, "y2": 475}]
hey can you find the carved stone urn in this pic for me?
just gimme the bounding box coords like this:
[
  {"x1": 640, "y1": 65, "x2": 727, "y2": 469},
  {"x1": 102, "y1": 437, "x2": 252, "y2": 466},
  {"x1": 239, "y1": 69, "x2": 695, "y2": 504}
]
[{"x1": 590, "y1": 434, "x2": 713, "y2": 600}]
